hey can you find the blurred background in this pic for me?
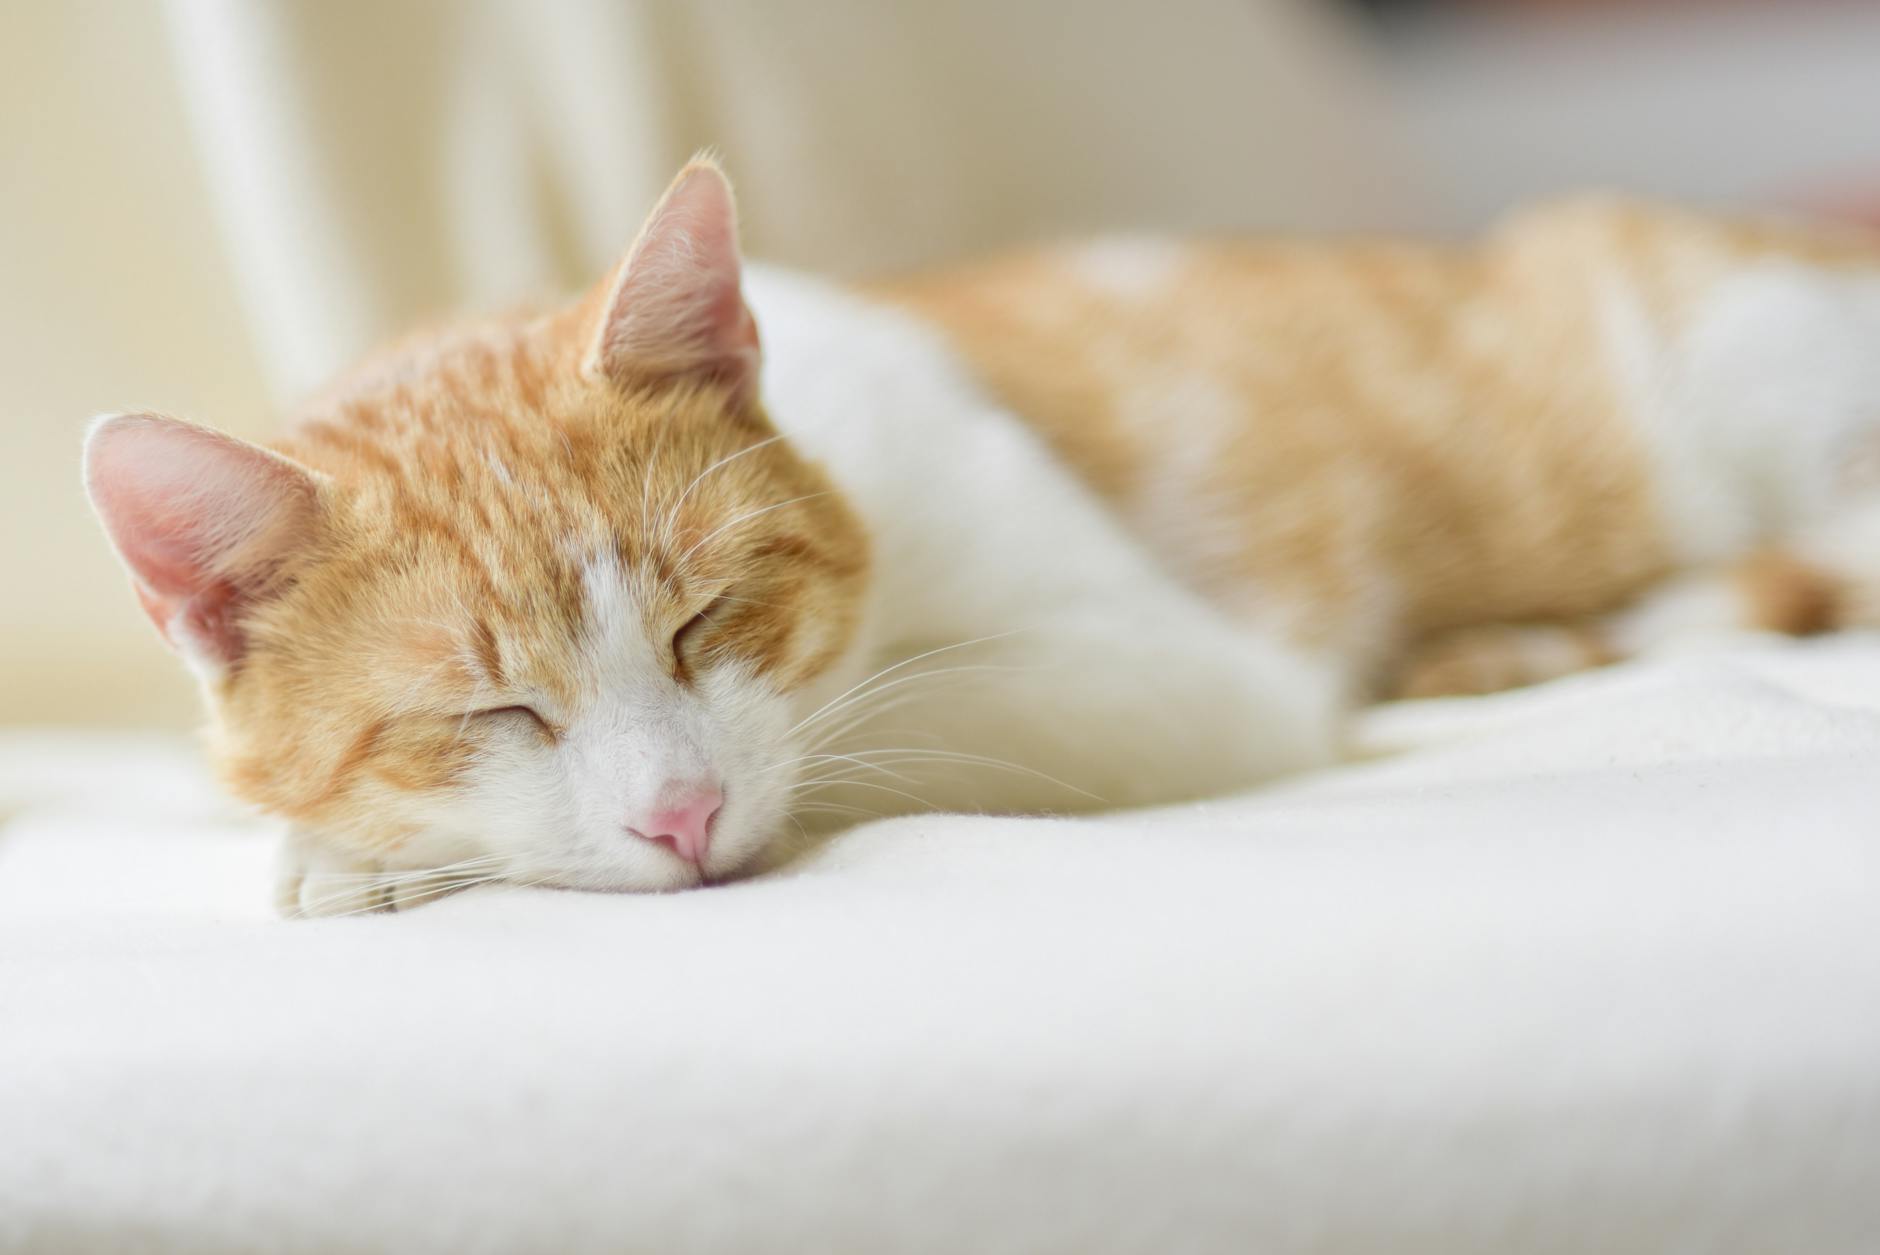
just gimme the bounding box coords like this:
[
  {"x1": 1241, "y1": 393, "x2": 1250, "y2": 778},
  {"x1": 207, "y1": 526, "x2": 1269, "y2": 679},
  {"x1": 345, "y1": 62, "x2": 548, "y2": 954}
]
[{"x1": 3, "y1": 0, "x2": 1878, "y2": 730}]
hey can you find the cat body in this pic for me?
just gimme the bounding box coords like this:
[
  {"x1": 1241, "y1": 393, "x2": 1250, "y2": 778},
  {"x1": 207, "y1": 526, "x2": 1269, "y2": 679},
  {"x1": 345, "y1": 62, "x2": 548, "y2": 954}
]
[
  {"x1": 736, "y1": 265, "x2": 1345, "y2": 810},
  {"x1": 84, "y1": 164, "x2": 1880, "y2": 914},
  {"x1": 881, "y1": 200, "x2": 1880, "y2": 694}
]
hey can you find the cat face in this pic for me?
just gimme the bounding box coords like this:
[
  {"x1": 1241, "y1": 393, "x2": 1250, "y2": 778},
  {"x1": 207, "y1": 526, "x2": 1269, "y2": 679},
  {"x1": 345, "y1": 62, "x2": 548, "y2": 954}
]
[{"x1": 85, "y1": 161, "x2": 870, "y2": 893}]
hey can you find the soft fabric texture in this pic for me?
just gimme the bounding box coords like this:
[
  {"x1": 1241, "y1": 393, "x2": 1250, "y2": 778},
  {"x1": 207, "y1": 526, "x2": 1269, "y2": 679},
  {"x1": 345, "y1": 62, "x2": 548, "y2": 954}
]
[{"x1": 4, "y1": 637, "x2": 1877, "y2": 1253}]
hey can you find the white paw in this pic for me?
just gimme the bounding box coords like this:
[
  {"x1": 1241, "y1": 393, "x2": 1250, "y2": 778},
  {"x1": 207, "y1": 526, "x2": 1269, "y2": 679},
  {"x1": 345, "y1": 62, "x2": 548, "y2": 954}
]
[
  {"x1": 275, "y1": 829, "x2": 394, "y2": 918},
  {"x1": 276, "y1": 831, "x2": 505, "y2": 918},
  {"x1": 276, "y1": 830, "x2": 481, "y2": 919}
]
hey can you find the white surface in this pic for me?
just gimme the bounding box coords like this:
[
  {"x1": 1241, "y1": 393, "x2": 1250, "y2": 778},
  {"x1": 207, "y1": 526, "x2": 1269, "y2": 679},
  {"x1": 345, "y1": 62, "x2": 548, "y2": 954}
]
[{"x1": 3, "y1": 639, "x2": 1879, "y2": 1253}]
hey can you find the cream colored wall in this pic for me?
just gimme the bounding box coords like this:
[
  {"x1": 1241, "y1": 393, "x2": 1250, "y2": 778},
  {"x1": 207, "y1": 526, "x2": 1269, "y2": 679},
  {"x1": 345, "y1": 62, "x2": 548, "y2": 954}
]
[
  {"x1": 1, "y1": 0, "x2": 1410, "y2": 730},
  {"x1": 1, "y1": 2, "x2": 274, "y2": 727}
]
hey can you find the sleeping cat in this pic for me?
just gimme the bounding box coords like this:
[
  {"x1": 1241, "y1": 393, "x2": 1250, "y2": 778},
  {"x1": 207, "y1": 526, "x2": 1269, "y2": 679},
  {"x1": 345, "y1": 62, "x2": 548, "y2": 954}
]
[{"x1": 85, "y1": 159, "x2": 1880, "y2": 915}]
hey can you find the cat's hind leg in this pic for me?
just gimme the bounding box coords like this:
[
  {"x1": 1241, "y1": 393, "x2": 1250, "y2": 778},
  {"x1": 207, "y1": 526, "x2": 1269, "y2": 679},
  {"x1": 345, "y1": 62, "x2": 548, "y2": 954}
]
[
  {"x1": 1389, "y1": 550, "x2": 1845, "y2": 700},
  {"x1": 1389, "y1": 620, "x2": 1617, "y2": 700}
]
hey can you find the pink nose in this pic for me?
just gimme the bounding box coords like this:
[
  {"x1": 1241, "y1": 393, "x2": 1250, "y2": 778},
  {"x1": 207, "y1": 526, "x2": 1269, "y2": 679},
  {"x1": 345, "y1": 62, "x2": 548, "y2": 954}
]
[{"x1": 627, "y1": 785, "x2": 723, "y2": 867}]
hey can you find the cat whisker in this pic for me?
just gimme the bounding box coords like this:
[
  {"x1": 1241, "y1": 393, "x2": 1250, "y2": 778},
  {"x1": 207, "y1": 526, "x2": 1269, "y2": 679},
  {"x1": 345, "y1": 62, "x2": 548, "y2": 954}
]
[
  {"x1": 791, "y1": 662, "x2": 1031, "y2": 750},
  {"x1": 638, "y1": 417, "x2": 678, "y2": 544},
  {"x1": 673, "y1": 491, "x2": 832, "y2": 569},
  {"x1": 784, "y1": 776, "x2": 939, "y2": 811},
  {"x1": 806, "y1": 747, "x2": 1107, "y2": 803},
  {"x1": 302, "y1": 873, "x2": 506, "y2": 920},
  {"x1": 770, "y1": 751, "x2": 923, "y2": 785},
  {"x1": 707, "y1": 593, "x2": 793, "y2": 612},
  {"x1": 788, "y1": 801, "x2": 886, "y2": 820},
  {"x1": 798, "y1": 690, "x2": 981, "y2": 756},
  {"x1": 305, "y1": 859, "x2": 589, "y2": 919},
  {"x1": 380, "y1": 651, "x2": 474, "y2": 719},
  {"x1": 785, "y1": 630, "x2": 1030, "y2": 740},
  {"x1": 661, "y1": 432, "x2": 785, "y2": 542},
  {"x1": 298, "y1": 855, "x2": 512, "y2": 886}
]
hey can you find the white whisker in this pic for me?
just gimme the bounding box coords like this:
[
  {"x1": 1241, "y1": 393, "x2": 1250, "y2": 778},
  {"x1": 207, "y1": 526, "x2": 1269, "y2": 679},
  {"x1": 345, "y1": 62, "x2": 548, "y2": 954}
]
[
  {"x1": 786, "y1": 630, "x2": 1028, "y2": 740},
  {"x1": 674, "y1": 492, "x2": 831, "y2": 568},
  {"x1": 666, "y1": 432, "x2": 784, "y2": 524},
  {"x1": 792, "y1": 663, "x2": 1030, "y2": 752},
  {"x1": 785, "y1": 777, "x2": 939, "y2": 810},
  {"x1": 798, "y1": 746, "x2": 1105, "y2": 803}
]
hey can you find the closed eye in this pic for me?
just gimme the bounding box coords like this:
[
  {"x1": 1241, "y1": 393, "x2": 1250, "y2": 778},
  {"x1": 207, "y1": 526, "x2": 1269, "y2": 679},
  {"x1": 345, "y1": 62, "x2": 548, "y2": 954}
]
[
  {"x1": 673, "y1": 598, "x2": 726, "y2": 660},
  {"x1": 475, "y1": 704, "x2": 559, "y2": 741}
]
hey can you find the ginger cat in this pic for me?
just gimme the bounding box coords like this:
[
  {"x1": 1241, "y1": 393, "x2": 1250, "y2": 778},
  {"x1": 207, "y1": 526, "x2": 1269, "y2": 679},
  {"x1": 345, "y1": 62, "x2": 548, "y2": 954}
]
[{"x1": 85, "y1": 160, "x2": 1880, "y2": 915}]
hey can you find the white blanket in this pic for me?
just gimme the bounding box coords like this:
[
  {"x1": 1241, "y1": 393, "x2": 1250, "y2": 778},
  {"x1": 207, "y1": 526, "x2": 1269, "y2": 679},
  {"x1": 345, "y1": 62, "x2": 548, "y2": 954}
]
[{"x1": 4, "y1": 639, "x2": 1877, "y2": 1253}]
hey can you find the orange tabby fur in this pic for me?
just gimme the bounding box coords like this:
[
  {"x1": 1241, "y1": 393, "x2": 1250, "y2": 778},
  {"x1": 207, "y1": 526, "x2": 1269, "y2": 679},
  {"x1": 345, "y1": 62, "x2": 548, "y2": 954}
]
[
  {"x1": 882, "y1": 197, "x2": 1877, "y2": 691},
  {"x1": 214, "y1": 302, "x2": 867, "y2": 853},
  {"x1": 84, "y1": 161, "x2": 1880, "y2": 911}
]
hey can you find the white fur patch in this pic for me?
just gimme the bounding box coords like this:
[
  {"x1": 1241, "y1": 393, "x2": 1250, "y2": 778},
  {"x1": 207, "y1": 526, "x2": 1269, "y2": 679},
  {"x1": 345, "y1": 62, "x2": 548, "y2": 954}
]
[
  {"x1": 1610, "y1": 263, "x2": 1880, "y2": 562},
  {"x1": 746, "y1": 266, "x2": 1346, "y2": 809},
  {"x1": 1069, "y1": 238, "x2": 1187, "y2": 301}
]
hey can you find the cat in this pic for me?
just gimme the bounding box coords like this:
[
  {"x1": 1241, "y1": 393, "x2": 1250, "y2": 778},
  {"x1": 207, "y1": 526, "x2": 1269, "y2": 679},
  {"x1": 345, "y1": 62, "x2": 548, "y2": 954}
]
[{"x1": 84, "y1": 158, "x2": 1880, "y2": 916}]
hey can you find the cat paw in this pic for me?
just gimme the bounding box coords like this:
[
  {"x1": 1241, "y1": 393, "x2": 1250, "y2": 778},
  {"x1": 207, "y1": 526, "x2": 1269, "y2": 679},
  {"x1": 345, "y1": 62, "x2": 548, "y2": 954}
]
[
  {"x1": 275, "y1": 829, "x2": 394, "y2": 918},
  {"x1": 275, "y1": 830, "x2": 483, "y2": 917},
  {"x1": 1390, "y1": 623, "x2": 1609, "y2": 700}
]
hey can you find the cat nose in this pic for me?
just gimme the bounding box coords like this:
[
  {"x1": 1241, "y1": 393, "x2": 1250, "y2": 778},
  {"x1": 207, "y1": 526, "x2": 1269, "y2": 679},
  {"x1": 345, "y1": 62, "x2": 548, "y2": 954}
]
[{"x1": 626, "y1": 784, "x2": 723, "y2": 867}]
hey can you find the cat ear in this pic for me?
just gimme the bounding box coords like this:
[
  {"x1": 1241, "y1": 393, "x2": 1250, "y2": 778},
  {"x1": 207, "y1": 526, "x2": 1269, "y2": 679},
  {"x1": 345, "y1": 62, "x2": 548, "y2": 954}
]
[
  {"x1": 84, "y1": 412, "x2": 323, "y2": 677},
  {"x1": 583, "y1": 158, "x2": 761, "y2": 400}
]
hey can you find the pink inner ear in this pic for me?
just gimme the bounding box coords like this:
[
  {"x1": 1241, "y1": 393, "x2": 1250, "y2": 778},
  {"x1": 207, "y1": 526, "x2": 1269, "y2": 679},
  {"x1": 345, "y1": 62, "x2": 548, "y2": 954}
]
[
  {"x1": 588, "y1": 161, "x2": 762, "y2": 396},
  {"x1": 133, "y1": 578, "x2": 244, "y2": 664},
  {"x1": 85, "y1": 414, "x2": 317, "y2": 669}
]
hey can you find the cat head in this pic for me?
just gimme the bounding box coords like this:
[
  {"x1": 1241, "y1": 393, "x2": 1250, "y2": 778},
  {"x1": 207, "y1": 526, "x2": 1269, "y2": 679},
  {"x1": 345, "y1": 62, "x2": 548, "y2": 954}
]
[{"x1": 85, "y1": 160, "x2": 871, "y2": 895}]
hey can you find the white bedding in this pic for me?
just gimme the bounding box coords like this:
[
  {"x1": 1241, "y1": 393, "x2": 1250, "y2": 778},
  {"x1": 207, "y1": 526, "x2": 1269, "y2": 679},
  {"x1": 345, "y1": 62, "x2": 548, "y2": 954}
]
[{"x1": 3, "y1": 638, "x2": 1877, "y2": 1253}]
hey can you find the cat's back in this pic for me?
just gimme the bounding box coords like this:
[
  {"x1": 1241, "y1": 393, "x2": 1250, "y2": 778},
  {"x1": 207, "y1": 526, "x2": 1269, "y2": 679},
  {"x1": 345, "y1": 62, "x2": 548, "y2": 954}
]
[{"x1": 876, "y1": 199, "x2": 1880, "y2": 654}]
